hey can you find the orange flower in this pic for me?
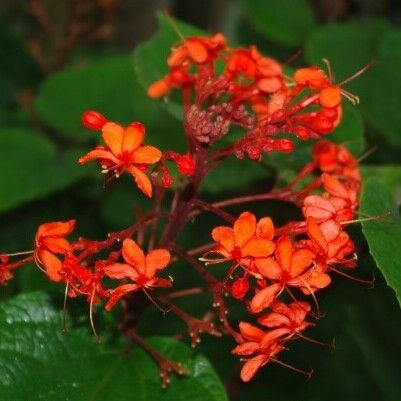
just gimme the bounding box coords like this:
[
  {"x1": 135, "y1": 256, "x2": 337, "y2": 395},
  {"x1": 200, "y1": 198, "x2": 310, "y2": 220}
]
[
  {"x1": 232, "y1": 321, "x2": 285, "y2": 382},
  {"x1": 305, "y1": 217, "x2": 356, "y2": 269},
  {"x1": 251, "y1": 236, "x2": 328, "y2": 312},
  {"x1": 167, "y1": 34, "x2": 226, "y2": 68},
  {"x1": 104, "y1": 238, "x2": 171, "y2": 310},
  {"x1": 204, "y1": 212, "x2": 275, "y2": 270},
  {"x1": 258, "y1": 300, "x2": 311, "y2": 337},
  {"x1": 294, "y1": 66, "x2": 329, "y2": 90},
  {"x1": 35, "y1": 220, "x2": 76, "y2": 282},
  {"x1": 79, "y1": 121, "x2": 162, "y2": 197}
]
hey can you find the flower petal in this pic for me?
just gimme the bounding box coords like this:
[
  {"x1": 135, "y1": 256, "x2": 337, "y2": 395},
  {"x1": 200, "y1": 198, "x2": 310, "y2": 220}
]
[
  {"x1": 322, "y1": 173, "x2": 349, "y2": 199},
  {"x1": 255, "y1": 257, "x2": 282, "y2": 280},
  {"x1": 256, "y1": 217, "x2": 274, "y2": 240},
  {"x1": 37, "y1": 249, "x2": 62, "y2": 282},
  {"x1": 250, "y1": 283, "x2": 281, "y2": 313},
  {"x1": 211, "y1": 226, "x2": 234, "y2": 252},
  {"x1": 105, "y1": 283, "x2": 140, "y2": 311},
  {"x1": 290, "y1": 248, "x2": 315, "y2": 278},
  {"x1": 260, "y1": 328, "x2": 290, "y2": 348},
  {"x1": 306, "y1": 217, "x2": 328, "y2": 255},
  {"x1": 122, "y1": 238, "x2": 145, "y2": 274},
  {"x1": 239, "y1": 321, "x2": 265, "y2": 341},
  {"x1": 42, "y1": 237, "x2": 71, "y2": 254},
  {"x1": 145, "y1": 249, "x2": 171, "y2": 277},
  {"x1": 302, "y1": 195, "x2": 336, "y2": 222},
  {"x1": 240, "y1": 355, "x2": 267, "y2": 382},
  {"x1": 258, "y1": 312, "x2": 291, "y2": 328},
  {"x1": 275, "y1": 236, "x2": 293, "y2": 272},
  {"x1": 102, "y1": 122, "x2": 124, "y2": 156},
  {"x1": 127, "y1": 166, "x2": 153, "y2": 197},
  {"x1": 131, "y1": 146, "x2": 162, "y2": 164},
  {"x1": 242, "y1": 238, "x2": 275, "y2": 258},
  {"x1": 234, "y1": 212, "x2": 256, "y2": 248},
  {"x1": 301, "y1": 272, "x2": 331, "y2": 294},
  {"x1": 122, "y1": 122, "x2": 145, "y2": 154},
  {"x1": 319, "y1": 219, "x2": 341, "y2": 242},
  {"x1": 35, "y1": 220, "x2": 76, "y2": 240},
  {"x1": 187, "y1": 40, "x2": 208, "y2": 63},
  {"x1": 103, "y1": 263, "x2": 138, "y2": 281},
  {"x1": 232, "y1": 342, "x2": 259, "y2": 356},
  {"x1": 78, "y1": 149, "x2": 120, "y2": 165}
]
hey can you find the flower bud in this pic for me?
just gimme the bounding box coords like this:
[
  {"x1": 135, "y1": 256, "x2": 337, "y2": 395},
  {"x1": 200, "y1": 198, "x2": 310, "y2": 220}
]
[
  {"x1": 177, "y1": 155, "x2": 195, "y2": 176},
  {"x1": 231, "y1": 277, "x2": 249, "y2": 300},
  {"x1": 82, "y1": 110, "x2": 107, "y2": 130}
]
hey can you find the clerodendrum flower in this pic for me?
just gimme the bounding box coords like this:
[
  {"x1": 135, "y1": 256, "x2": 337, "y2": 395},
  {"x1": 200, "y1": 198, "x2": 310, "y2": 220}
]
[
  {"x1": 204, "y1": 212, "x2": 276, "y2": 270},
  {"x1": 103, "y1": 238, "x2": 172, "y2": 311},
  {"x1": 79, "y1": 121, "x2": 162, "y2": 197},
  {"x1": 35, "y1": 220, "x2": 76, "y2": 281}
]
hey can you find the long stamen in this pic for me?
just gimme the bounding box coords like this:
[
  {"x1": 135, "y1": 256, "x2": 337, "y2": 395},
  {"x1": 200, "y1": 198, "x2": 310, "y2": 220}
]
[
  {"x1": 62, "y1": 282, "x2": 69, "y2": 332},
  {"x1": 2, "y1": 250, "x2": 34, "y2": 257},
  {"x1": 297, "y1": 333, "x2": 335, "y2": 350},
  {"x1": 34, "y1": 253, "x2": 48, "y2": 274},
  {"x1": 297, "y1": 276, "x2": 321, "y2": 318},
  {"x1": 322, "y1": 58, "x2": 333, "y2": 82},
  {"x1": 271, "y1": 358, "x2": 314, "y2": 379},
  {"x1": 330, "y1": 267, "x2": 375, "y2": 287},
  {"x1": 338, "y1": 61, "x2": 375, "y2": 87},
  {"x1": 357, "y1": 144, "x2": 378, "y2": 162},
  {"x1": 89, "y1": 287, "x2": 99, "y2": 341},
  {"x1": 340, "y1": 211, "x2": 391, "y2": 226},
  {"x1": 143, "y1": 289, "x2": 172, "y2": 314}
]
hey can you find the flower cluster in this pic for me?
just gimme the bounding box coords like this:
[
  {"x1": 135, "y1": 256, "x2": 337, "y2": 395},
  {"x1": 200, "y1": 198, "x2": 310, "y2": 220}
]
[
  {"x1": 147, "y1": 34, "x2": 360, "y2": 161},
  {"x1": 202, "y1": 140, "x2": 362, "y2": 381},
  {"x1": 0, "y1": 30, "x2": 370, "y2": 387}
]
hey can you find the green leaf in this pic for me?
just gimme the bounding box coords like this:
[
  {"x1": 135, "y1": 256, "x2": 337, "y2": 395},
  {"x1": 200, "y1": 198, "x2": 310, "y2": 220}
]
[
  {"x1": 361, "y1": 178, "x2": 401, "y2": 306},
  {"x1": 201, "y1": 155, "x2": 271, "y2": 194},
  {"x1": 134, "y1": 13, "x2": 204, "y2": 120},
  {"x1": 35, "y1": 54, "x2": 184, "y2": 150},
  {"x1": 361, "y1": 165, "x2": 401, "y2": 201},
  {"x1": 0, "y1": 292, "x2": 228, "y2": 401},
  {"x1": 0, "y1": 129, "x2": 89, "y2": 213},
  {"x1": 241, "y1": 0, "x2": 317, "y2": 47}
]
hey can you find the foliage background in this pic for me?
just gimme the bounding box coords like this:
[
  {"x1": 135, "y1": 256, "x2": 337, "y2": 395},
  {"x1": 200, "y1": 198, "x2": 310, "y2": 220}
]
[{"x1": 0, "y1": 1, "x2": 401, "y2": 400}]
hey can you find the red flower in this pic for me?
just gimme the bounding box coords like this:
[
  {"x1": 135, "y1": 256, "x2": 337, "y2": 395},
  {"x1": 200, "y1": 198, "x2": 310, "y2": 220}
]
[
  {"x1": 251, "y1": 236, "x2": 329, "y2": 313},
  {"x1": 258, "y1": 300, "x2": 312, "y2": 337},
  {"x1": 204, "y1": 212, "x2": 275, "y2": 270},
  {"x1": 232, "y1": 321, "x2": 285, "y2": 382},
  {"x1": 167, "y1": 34, "x2": 226, "y2": 68},
  {"x1": 104, "y1": 238, "x2": 172, "y2": 310},
  {"x1": 35, "y1": 220, "x2": 76, "y2": 281},
  {"x1": 305, "y1": 217, "x2": 356, "y2": 269},
  {"x1": 79, "y1": 121, "x2": 162, "y2": 197}
]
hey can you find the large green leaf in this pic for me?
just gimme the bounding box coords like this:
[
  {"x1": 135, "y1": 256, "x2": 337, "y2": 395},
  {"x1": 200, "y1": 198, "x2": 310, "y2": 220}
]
[
  {"x1": 361, "y1": 178, "x2": 401, "y2": 306},
  {"x1": 134, "y1": 13, "x2": 203, "y2": 120},
  {"x1": 0, "y1": 292, "x2": 228, "y2": 401},
  {"x1": 35, "y1": 54, "x2": 184, "y2": 150},
  {"x1": 0, "y1": 129, "x2": 90, "y2": 213},
  {"x1": 240, "y1": 0, "x2": 317, "y2": 47},
  {"x1": 361, "y1": 165, "x2": 401, "y2": 201}
]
